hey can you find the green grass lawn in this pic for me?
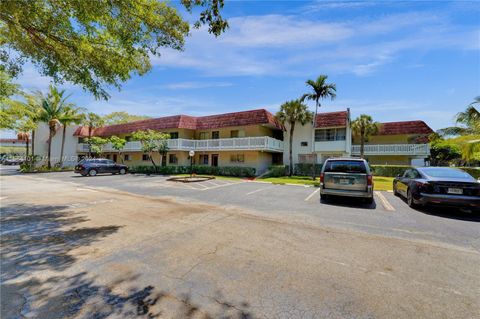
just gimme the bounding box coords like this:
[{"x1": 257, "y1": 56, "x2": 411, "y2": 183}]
[
  {"x1": 174, "y1": 174, "x2": 394, "y2": 191},
  {"x1": 258, "y1": 176, "x2": 394, "y2": 191}
]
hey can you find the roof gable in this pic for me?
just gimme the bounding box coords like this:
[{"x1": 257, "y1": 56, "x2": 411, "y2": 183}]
[
  {"x1": 74, "y1": 109, "x2": 282, "y2": 137},
  {"x1": 315, "y1": 111, "x2": 348, "y2": 128}
]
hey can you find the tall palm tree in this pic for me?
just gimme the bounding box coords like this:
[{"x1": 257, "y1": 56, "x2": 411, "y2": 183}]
[
  {"x1": 58, "y1": 106, "x2": 84, "y2": 167},
  {"x1": 351, "y1": 114, "x2": 380, "y2": 158},
  {"x1": 81, "y1": 112, "x2": 104, "y2": 157},
  {"x1": 300, "y1": 75, "x2": 337, "y2": 125},
  {"x1": 37, "y1": 86, "x2": 74, "y2": 168},
  {"x1": 276, "y1": 100, "x2": 313, "y2": 176}
]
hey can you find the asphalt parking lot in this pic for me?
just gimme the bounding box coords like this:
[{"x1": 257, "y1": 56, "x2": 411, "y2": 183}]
[
  {"x1": 1, "y1": 166, "x2": 480, "y2": 318},
  {"x1": 13, "y1": 169, "x2": 480, "y2": 251}
]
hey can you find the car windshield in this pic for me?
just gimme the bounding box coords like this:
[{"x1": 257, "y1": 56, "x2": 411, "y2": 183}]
[
  {"x1": 422, "y1": 168, "x2": 472, "y2": 179},
  {"x1": 324, "y1": 161, "x2": 367, "y2": 173}
]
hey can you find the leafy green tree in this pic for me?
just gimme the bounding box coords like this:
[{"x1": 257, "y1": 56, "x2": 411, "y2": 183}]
[
  {"x1": 58, "y1": 106, "x2": 84, "y2": 166},
  {"x1": 0, "y1": 69, "x2": 19, "y2": 101},
  {"x1": 300, "y1": 75, "x2": 337, "y2": 123},
  {"x1": 428, "y1": 138, "x2": 462, "y2": 166},
  {"x1": 37, "y1": 85, "x2": 75, "y2": 168},
  {"x1": 351, "y1": 115, "x2": 380, "y2": 159},
  {"x1": 109, "y1": 135, "x2": 127, "y2": 163},
  {"x1": 0, "y1": 0, "x2": 227, "y2": 99},
  {"x1": 81, "y1": 112, "x2": 105, "y2": 157},
  {"x1": 103, "y1": 112, "x2": 151, "y2": 125},
  {"x1": 132, "y1": 129, "x2": 170, "y2": 172},
  {"x1": 276, "y1": 100, "x2": 313, "y2": 176},
  {"x1": 437, "y1": 98, "x2": 480, "y2": 163},
  {"x1": 85, "y1": 136, "x2": 109, "y2": 156}
]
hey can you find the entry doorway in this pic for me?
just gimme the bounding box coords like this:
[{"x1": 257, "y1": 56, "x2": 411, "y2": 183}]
[
  {"x1": 211, "y1": 154, "x2": 219, "y2": 167},
  {"x1": 113, "y1": 154, "x2": 118, "y2": 163}
]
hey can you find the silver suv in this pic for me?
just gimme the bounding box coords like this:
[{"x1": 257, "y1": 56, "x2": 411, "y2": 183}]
[{"x1": 320, "y1": 158, "x2": 374, "y2": 204}]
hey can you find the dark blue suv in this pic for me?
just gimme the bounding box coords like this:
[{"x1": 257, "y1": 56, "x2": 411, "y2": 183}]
[{"x1": 75, "y1": 159, "x2": 128, "y2": 176}]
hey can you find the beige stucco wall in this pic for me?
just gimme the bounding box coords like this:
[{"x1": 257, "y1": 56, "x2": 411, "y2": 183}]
[
  {"x1": 353, "y1": 134, "x2": 411, "y2": 144},
  {"x1": 104, "y1": 150, "x2": 273, "y2": 175}
]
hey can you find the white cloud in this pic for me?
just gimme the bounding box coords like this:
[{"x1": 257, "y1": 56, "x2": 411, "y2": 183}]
[
  {"x1": 162, "y1": 81, "x2": 232, "y2": 90},
  {"x1": 151, "y1": 10, "x2": 478, "y2": 78}
]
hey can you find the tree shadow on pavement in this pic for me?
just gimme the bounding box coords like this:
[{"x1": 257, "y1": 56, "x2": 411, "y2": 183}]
[
  {"x1": 1, "y1": 204, "x2": 254, "y2": 318},
  {"x1": 2, "y1": 271, "x2": 254, "y2": 318},
  {"x1": 0, "y1": 203, "x2": 122, "y2": 281}
]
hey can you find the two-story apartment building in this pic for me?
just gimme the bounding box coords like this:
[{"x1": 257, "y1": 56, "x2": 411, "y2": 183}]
[
  {"x1": 351, "y1": 120, "x2": 433, "y2": 165},
  {"x1": 73, "y1": 109, "x2": 284, "y2": 175},
  {"x1": 283, "y1": 110, "x2": 352, "y2": 166}
]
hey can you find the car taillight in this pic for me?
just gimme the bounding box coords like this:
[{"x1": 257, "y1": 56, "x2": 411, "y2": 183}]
[
  {"x1": 415, "y1": 181, "x2": 431, "y2": 193},
  {"x1": 367, "y1": 175, "x2": 373, "y2": 186},
  {"x1": 320, "y1": 173, "x2": 324, "y2": 183}
]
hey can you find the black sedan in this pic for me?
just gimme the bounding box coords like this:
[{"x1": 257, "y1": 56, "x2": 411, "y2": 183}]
[
  {"x1": 75, "y1": 158, "x2": 128, "y2": 176},
  {"x1": 393, "y1": 167, "x2": 480, "y2": 211}
]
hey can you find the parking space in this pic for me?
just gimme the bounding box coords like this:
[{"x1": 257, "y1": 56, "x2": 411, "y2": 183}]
[{"x1": 13, "y1": 170, "x2": 479, "y2": 252}]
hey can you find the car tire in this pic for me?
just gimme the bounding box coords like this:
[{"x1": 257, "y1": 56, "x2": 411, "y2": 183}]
[
  {"x1": 365, "y1": 196, "x2": 374, "y2": 205},
  {"x1": 407, "y1": 188, "x2": 417, "y2": 208},
  {"x1": 119, "y1": 168, "x2": 126, "y2": 175},
  {"x1": 88, "y1": 169, "x2": 98, "y2": 177},
  {"x1": 320, "y1": 193, "x2": 329, "y2": 201}
]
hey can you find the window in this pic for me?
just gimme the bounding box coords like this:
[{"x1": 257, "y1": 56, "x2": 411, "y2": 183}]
[
  {"x1": 298, "y1": 154, "x2": 315, "y2": 164},
  {"x1": 230, "y1": 154, "x2": 245, "y2": 163},
  {"x1": 315, "y1": 128, "x2": 347, "y2": 141},
  {"x1": 324, "y1": 160, "x2": 366, "y2": 173},
  {"x1": 105, "y1": 154, "x2": 110, "y2": 159},
  {"x1": 212, "y1": 131, "x2": 220, "y2": 139},
  {"x1": 230, "y1": 130, "x2": 245, "y2": 138},
  {"x1": 199, "y1": 154, "x2": 209, "y2": 165},
  {"x1": 142, "y1": 154, "x2": 149, "y2": 161},
  {"x1": 169, "y1": 132, "x2": 179, "y2": 139},
  {"x1": 300, "y1": 141, "x2": 308, "y2": 147},
  {"x1": 169, "y1": 154, "x2": 178, "y2": 164},
  {"x1": 199, "y1": 132, "x2": 209, "y2": 140},
  {"x1": 124, "y1": 154, "x2": 130, "y2": 161}
]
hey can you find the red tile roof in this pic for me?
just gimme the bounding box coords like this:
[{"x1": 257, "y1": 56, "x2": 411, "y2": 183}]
[
  {"x1": 377, "y1": 121, "x2": 433, "y2": 135},
  {"x1": 74, "y1": 109, "x2": 282, "y2": 137},
  {"x1": 315, "y1": 111, "x2": 348, "y2": 128},
  {"x1": 0, "y1": 138, "x2": 26, "y2": 144}
]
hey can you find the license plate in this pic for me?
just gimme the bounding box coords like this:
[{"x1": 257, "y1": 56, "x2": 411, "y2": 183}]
[
  {"x1": 447, "y1": 188, "x2": 463, "y2": 195},
  {"x1": 339, "y1": 179, "x2": 350, "y2": 185}
]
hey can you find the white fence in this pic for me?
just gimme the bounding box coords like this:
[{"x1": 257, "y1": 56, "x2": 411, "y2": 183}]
[
  {"x1": 77, "y1": 136, "x2": 284, "y2": 153},
  {"x1": 351, "y1": 144, "x2": 430, "y2": 156}
]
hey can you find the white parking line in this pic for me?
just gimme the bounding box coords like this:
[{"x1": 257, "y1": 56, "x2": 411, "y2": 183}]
[
  {"x1": 304, "y1": 188, "x2": 320, "y2": 201},
  {"x1": 246, "y1": 186, "x2": 275, "y2": 195},
  {"x1": 76, "y1": 188, "x2": 98, "y2": 192},
  {"x1": 374, "y1": 191, "x2": 395, "y2": 211}
]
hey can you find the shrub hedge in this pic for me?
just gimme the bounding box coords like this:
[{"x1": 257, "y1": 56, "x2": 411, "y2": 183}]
[
  {"x1": 129, "y1": 165, "x2": 256, "y2": 177},
  {"x1": 264, "y1": 165, "x2": 288, "y2": 177},
  {"x1": 294, "y1": 163, "x2": 323, "y2": 176}
]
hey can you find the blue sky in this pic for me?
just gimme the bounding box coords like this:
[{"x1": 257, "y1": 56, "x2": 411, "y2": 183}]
[{"x1": 13, "y1": 0, "x2": 480, "y2": 132}]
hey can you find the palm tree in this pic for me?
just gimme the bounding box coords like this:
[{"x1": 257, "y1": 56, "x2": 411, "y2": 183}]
[
  {"x1": 58, "y1": 106, "x2": 84, "y2": 167},
  {"x1": 437, "y1": 97, "x2": 480, "y2": 163},
  {"x1": 37, "y1": 86, "x2": 74, "y2": 168},
  {"x1": 17, "y1": 131, "x2": 30, "y2": 159},
  {"x1": 351, "y1": 115, "x2": 380, "y2": 158},
  {"x1": 276, "y1": 100, "x2": 313, "y2": 176},
  {"x1": 81, "y1": 112, "x2": 105, "y2": 157},
  {"x1": 300, "y1": 75, "x2": 337, "y2": 125}
]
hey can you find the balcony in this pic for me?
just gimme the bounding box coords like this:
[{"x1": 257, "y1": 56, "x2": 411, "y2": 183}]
[
  {"x1": 77, "y1": 136, "x2": 284, "y2": 153},
  {"x1": 351, "y1": 144, "x2": 430, "y2": 156}
]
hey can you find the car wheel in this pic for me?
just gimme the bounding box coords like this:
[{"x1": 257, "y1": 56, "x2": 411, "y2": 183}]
[
  {"x1": 407, "y1": 188, "x2": 417, "y2": 208},
  {"x1": 320, "y1": 193, "x2": 329, "y2": 201},
  {"x1": 119, "y1": 168, "x2": 126, "y2": 175},
  {"x1": 365, "y1": 196, "x2": 374, "y2": 205},
  {"x1": 88, "y1": 169, "x2": 98, "y2": 177}
]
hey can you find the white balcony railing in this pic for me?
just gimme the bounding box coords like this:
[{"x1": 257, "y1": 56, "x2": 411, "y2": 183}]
[
  {"x1": 351, "y1": 144, "x2": 430, "y2": 156},
  {"x1": 77, "y1": 136, "x2": 284, "y2": 153}
]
